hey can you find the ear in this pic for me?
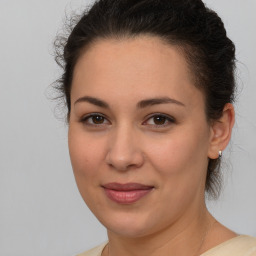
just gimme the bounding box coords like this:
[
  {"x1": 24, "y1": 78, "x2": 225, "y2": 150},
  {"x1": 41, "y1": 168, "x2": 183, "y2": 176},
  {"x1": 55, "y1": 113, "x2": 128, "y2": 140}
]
[{"x1": 208, "y1": 103, "x2": 235, "y2": 159}]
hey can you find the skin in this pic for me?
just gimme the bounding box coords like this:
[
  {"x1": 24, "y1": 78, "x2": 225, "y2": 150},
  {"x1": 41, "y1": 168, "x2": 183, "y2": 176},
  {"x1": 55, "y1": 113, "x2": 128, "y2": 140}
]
[{"x1": 68, "y1": 36, "x2": 236, "y2": 256}]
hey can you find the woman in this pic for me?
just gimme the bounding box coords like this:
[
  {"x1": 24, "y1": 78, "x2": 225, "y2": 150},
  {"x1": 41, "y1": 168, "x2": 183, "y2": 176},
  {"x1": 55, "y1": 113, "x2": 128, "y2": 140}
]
[{"x1": 54, "y1": 0, "x2": 256, "y2": 255}]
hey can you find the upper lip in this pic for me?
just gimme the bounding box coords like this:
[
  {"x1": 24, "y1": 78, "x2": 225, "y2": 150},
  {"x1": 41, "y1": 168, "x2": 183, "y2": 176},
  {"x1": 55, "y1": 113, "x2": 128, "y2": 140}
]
[{"x1": 102, "y1": 182, "x2": 154, "y2": 191}]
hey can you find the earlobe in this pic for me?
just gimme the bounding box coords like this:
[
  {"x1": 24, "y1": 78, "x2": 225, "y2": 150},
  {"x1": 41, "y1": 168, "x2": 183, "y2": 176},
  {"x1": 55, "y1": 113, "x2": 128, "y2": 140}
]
[{"x1": 208, "y1": 103, "x2": 235, "y2": 159}]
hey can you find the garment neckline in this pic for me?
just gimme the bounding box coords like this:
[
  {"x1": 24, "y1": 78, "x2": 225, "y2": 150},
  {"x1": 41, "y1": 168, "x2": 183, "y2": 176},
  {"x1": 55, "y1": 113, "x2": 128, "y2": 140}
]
[
  {"x1": 200, "y1": 234, "x2": 248, "y2": 255},
  {"x1": 100, "y1": 235, "x2": 250, "y2": 256}
]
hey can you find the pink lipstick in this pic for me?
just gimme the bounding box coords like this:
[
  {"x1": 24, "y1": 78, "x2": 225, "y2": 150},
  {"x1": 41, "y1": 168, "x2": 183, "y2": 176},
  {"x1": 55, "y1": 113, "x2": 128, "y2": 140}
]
[{"x1": 102, "y1": 183, "x2": 153, "y2": 204}]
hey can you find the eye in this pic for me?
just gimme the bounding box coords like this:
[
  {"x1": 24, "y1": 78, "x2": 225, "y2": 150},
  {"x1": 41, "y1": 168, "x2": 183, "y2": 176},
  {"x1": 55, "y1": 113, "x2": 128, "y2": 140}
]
[
  {"x1": 81, "y1": 113, "x2": 110, "y2": 126},
  {"x1": 143, "y1": 114, "x2": 175, "y2": 127}
]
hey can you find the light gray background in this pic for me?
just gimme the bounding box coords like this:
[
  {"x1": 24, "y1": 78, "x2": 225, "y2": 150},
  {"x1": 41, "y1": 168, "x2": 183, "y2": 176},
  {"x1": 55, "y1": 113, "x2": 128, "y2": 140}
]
[{"x1": 0, "y1": 0, "x2": 255, "y2": 255}]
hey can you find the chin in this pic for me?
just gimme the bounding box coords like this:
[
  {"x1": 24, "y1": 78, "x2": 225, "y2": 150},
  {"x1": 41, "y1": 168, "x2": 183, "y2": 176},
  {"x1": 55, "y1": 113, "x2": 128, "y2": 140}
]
[
  {"x1": 108, "y1": 223, "x2": 153, "y2": 238},
  {"x1": 98, "y1": 211, "x2": 158, "y2": 238}
]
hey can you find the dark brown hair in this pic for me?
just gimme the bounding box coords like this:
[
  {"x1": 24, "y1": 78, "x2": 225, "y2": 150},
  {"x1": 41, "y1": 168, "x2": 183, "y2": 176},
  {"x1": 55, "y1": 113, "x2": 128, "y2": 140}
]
[{"x1": 54, "y1": 0, "x2": 236, "y2": 198}]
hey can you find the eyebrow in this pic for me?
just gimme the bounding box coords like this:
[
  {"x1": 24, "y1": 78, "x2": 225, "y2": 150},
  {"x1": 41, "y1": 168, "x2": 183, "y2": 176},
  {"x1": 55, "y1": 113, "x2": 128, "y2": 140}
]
[
  {"x1": 74, "y1": 96, "x2": 109, "y2": 108},
  {"x1": 137, "y1": 97, "x2": 185, "y2": 108},
  {"x1": 74, "y1": 96, "x2": 185, "y2": 108}
]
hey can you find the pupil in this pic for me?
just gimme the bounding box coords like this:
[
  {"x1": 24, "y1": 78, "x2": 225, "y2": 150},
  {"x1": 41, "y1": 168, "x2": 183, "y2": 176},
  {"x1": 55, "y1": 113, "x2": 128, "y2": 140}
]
[
  {"x1": 154, "y1": 116, "x2": 166, "y2": 125},
  {"x1": 92, "y1": 115, "x2": 104, "y2": 124}
]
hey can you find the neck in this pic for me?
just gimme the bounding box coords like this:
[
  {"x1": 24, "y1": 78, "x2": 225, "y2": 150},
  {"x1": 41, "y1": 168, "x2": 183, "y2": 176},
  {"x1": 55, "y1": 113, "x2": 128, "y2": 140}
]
[{"x1": 105, "y1": 205, "x2": 214, "y2": 256}]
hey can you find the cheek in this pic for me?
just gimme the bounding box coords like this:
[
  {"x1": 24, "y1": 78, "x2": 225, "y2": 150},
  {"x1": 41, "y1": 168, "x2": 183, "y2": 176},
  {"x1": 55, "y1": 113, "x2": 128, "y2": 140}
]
[
  {"x1": 68, "y1": 125, "x2": 105, "y2": 184},
  {"x1": 68, "y1": 125, "x2": 110, "y2": 211},
  {"x1": 144, "y1": 127, "x2": 210, "y2": 216},
  {"x1": 146, "y1": 126, "x2": 210, "y2": 181}
]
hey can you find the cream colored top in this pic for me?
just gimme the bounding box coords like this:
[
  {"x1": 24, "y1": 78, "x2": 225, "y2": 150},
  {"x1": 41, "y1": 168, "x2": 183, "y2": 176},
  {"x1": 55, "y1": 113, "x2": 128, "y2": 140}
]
[{"x1": 76, "y1": 235, "x2": 256, "y2": 256}]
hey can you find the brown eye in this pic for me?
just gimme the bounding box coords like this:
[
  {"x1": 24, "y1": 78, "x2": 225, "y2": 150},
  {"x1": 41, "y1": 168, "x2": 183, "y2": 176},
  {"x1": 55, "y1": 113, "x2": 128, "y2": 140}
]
[
  {"x1": 81, "y1": 113, "x2": 110, "y2": 126},
  {"x1": 153, "y1": 116, "x2": 167, "y2": 125},
  {"x1": 92, "y1": 115, "x2": 105, "y2": 124},
  {"x1": 143, "y1": 114, "x2": 175, "y2": 127}
]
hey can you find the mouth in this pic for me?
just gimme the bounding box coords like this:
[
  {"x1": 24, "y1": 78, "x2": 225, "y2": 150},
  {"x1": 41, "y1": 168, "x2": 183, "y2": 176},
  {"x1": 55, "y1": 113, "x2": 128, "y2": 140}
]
[{"x1": 102, "y1": 183, "x2": 154, "y2": 204}]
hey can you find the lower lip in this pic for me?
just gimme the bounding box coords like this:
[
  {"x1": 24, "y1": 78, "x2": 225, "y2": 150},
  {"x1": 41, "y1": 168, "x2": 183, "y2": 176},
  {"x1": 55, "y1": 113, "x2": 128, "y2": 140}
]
[{"x1": 104, "y1": 188, "x2": 152, "y2": 204}]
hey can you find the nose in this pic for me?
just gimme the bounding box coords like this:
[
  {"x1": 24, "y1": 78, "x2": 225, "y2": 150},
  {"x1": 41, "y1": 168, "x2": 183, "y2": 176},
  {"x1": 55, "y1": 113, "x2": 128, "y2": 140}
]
[{"x1": 105, "y1": 125, "x2": 144, "y2": 171}]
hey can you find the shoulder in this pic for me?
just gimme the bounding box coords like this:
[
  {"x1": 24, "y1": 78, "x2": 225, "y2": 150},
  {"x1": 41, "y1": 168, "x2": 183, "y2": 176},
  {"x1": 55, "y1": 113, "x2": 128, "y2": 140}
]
[
  {"x1": 76, "y1": 242, "x2": 108, "y2": 256},
  {"x1": 201, "y1": 235, "x2": 256, "y2": 256}
]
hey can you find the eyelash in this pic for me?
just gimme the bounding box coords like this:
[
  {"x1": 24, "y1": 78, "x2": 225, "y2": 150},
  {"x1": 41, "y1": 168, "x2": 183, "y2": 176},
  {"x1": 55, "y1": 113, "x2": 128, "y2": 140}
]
[
  {"x1": 80, "y1": 113, "x2": 110, "y2": 127},
  {"x1": 80, "y1": 113, "x2": 175, "y2": 128},
  {"x1": 143, "y1": 113, "x2": 175, "y2": 128}
]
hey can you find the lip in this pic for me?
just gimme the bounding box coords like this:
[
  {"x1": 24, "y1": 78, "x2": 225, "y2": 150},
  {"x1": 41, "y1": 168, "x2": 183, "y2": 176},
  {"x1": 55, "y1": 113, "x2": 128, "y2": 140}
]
[{"x1": 102, "y1": 183, "x2": 154, "y2": 204}]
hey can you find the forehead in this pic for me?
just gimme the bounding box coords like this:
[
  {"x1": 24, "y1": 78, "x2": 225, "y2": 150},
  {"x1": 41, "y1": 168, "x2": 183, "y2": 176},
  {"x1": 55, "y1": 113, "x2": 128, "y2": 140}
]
[{"x1": 71, "y1": 36, "x2": 204, "y2": 109}]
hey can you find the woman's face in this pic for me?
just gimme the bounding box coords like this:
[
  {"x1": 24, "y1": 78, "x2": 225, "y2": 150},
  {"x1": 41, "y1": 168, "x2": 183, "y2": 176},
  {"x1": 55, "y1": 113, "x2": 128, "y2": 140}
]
[{"x1": 68, "y1": 36, "x2": 215, "y2": 238}]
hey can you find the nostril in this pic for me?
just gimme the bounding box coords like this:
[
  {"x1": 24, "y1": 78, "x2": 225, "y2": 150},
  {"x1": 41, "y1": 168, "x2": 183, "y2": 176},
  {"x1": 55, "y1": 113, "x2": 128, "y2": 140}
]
[
  {"x1": 105, "y1": 130, "x2": 144, "y2": 170},
  {"x1": 105, "y1": 149, "x2": 144, "y2": 171}
]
